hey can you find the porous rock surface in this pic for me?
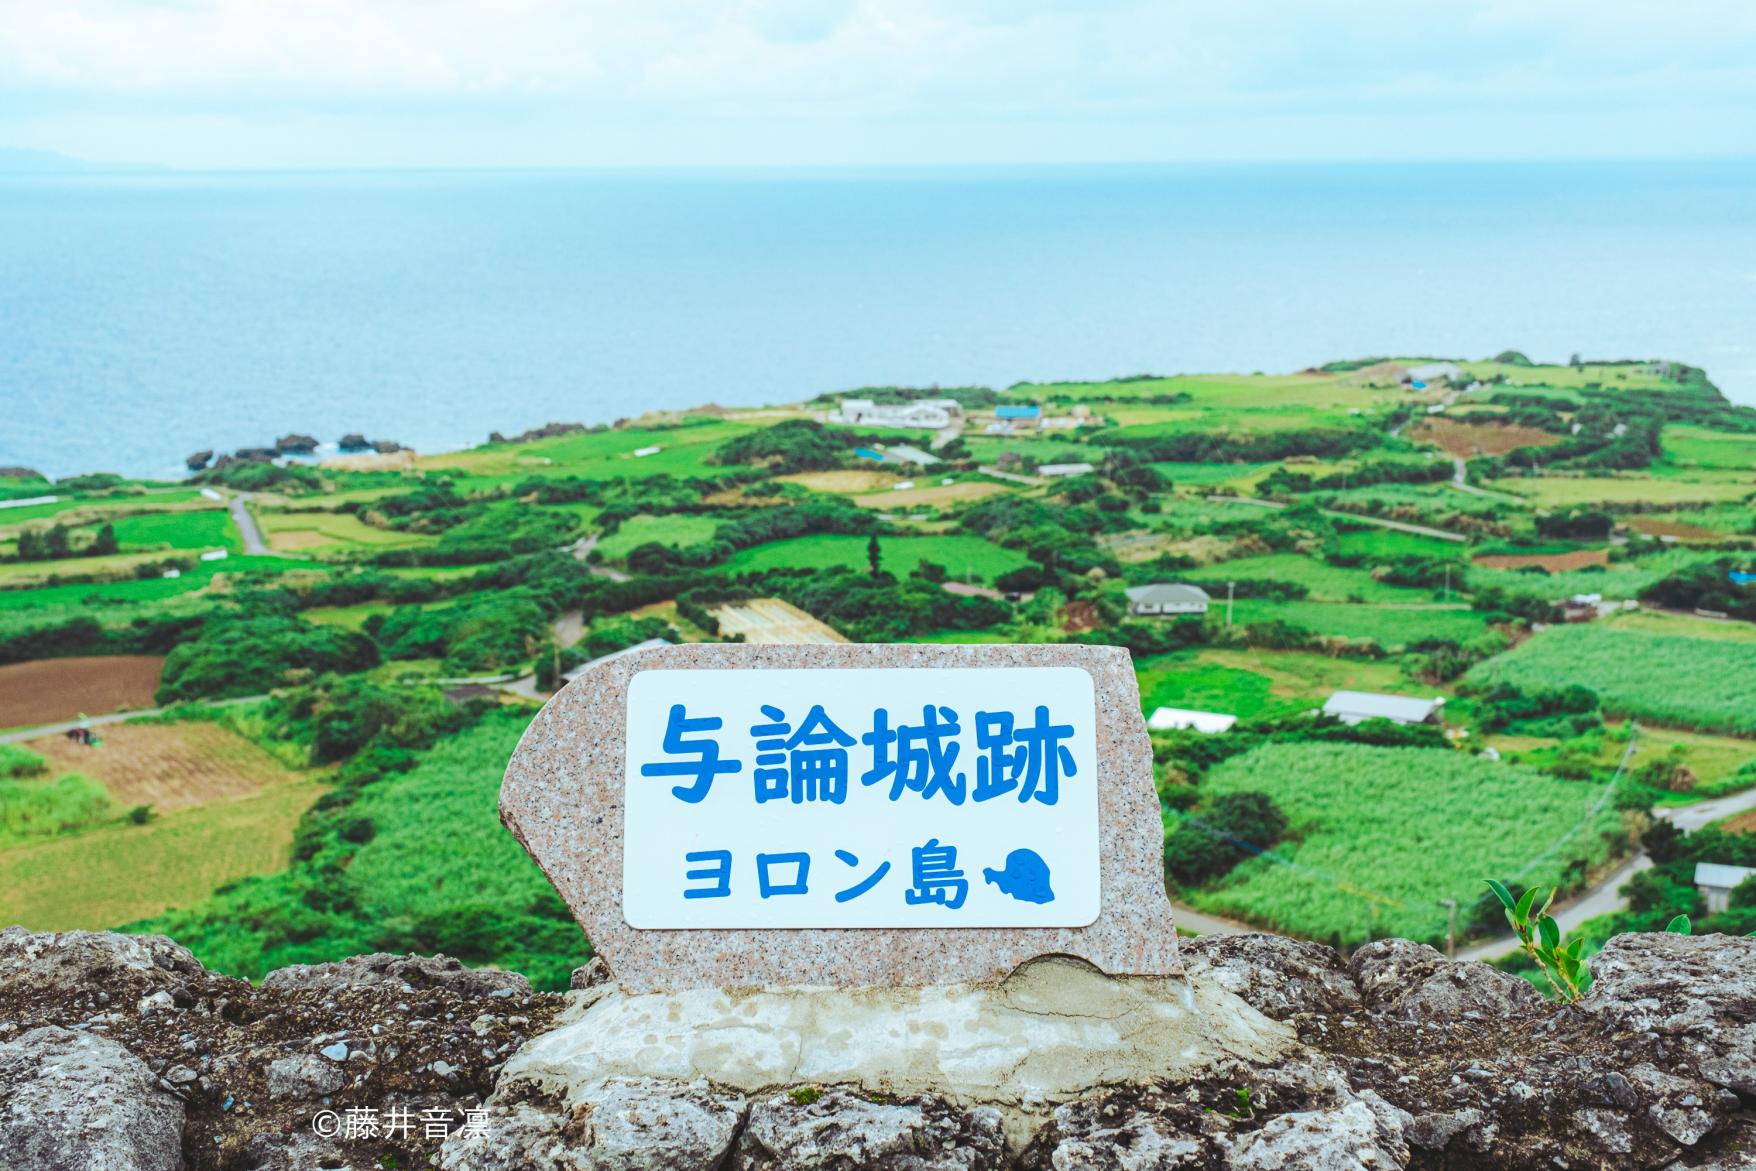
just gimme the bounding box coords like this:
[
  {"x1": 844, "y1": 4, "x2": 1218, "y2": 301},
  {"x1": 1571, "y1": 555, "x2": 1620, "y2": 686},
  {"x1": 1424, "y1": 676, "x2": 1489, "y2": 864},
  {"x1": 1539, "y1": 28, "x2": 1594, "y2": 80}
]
[
  {"x1": 0, "y1": 927, "x2": 563, "y2": 1171},
  {"x1": 2, "y1": 927, "x2": 1752, "y2": 1170}
]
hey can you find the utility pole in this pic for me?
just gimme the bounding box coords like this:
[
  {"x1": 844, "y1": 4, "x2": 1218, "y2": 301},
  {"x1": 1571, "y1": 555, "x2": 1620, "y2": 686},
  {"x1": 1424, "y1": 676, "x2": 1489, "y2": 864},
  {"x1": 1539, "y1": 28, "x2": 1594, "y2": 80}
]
[
  {"x1": 1439, "y1": 898, "x2": 1458, "y2": 959},
  {"x1": 1226, "y1": 581, "x2": 1235, "y2": 627}
]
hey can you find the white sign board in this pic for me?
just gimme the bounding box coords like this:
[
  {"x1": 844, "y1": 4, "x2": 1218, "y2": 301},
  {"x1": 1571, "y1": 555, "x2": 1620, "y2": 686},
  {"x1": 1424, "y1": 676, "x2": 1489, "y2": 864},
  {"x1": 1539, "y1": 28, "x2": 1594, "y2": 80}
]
[{"x1": 623, "y1": 667, "x2": 1101, "y2": 929}]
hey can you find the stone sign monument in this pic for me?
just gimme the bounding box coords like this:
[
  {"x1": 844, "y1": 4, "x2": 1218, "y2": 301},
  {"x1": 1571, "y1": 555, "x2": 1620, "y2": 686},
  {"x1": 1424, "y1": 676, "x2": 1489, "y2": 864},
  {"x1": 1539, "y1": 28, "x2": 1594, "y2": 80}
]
[{"x1": 501, "y1": 642, "x2": 1179, "y2": 990}]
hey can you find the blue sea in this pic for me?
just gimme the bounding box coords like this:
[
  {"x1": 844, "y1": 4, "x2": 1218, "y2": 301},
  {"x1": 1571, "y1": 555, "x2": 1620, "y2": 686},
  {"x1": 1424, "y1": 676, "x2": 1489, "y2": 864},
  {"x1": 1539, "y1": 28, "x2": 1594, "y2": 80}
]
[{"x1": 3, "y1": 161, "x2": 1753, "y2": 480}]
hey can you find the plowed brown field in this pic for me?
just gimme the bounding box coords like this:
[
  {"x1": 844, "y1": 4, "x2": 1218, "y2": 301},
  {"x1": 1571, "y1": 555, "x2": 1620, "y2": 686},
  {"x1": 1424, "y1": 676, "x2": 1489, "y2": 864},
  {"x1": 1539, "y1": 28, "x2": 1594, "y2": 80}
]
[
  {"x1": 1414, "y1": 418, "x2": 1562, "y2": 458},
  {"x1": 1472, "y1": 548, "x2": 1611, "y2": 572},
  {"x1": 22, "y1": 721, "x2": 299, "y2": 813},
  {"x1": 0, "y1": 656, "x2": 163, "y2": 728}
]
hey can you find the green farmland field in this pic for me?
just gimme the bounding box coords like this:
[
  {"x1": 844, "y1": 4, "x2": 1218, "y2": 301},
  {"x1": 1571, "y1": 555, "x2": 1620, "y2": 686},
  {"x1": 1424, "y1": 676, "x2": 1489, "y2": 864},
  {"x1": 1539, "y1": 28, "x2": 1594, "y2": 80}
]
[
  {"x1": 1185, "y1": 553, "x2": 1428, "y2": 602},
  {"x1": 101, "y1": 509, "x2": 239, "y2": 553},
  {"x1": 1225, "y1": 599, "x2": 1488, "y2": 647},
  {"x1": 721, "y1": 534, "x2": 1028, "y2": 583},
  {"x1": 1182, "y1": 742, "x2": 1628, "y2": 945},
  {"x1": 1134, "y1": 647, "x2": 1416, "y2": 721},
  {"x1": 419, "y1": 419, "x2": 757, "y2": 484},
  {"x1": 1464, "y1": 624, "x2": 1756, "y2": 735},
  {"x1": 595, "y1": 514, "x2": 720, "y2": 559},
  {"x1": 1332, "y1": 528, "x2": 1466, "y2": 560}
]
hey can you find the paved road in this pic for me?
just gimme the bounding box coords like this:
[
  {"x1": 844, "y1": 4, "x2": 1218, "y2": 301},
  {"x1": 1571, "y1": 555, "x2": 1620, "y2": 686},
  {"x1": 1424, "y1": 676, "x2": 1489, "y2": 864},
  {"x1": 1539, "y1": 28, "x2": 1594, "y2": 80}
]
[
  {"x1": 977, "y1": 466, "x2": 1043, "y2": 486},
  {"x1": 0, "y1": 695, "x2": 262, "y2": 745},
  {"x1": 1457, "y1": 783, "x2": 1756, "y2": 961},
  {"x1": 1171, "y1": 902, "x2": 1262, "y2": 938},
  {"x1": 1203, "y1": 495, "x2": 1468, "y2": 543},
  {"x1": 1447, "y1": 456, "x2": 1523, "y2": 502},
  {"x1": 929, "y1": 425, "x2": 963, "y2": 451},
  {"x1": 227, "y1": 492, "x2": 273, "y2": 555},
  {"x1": 569, "y1": 533, "x2": 631, "y2": 581}
]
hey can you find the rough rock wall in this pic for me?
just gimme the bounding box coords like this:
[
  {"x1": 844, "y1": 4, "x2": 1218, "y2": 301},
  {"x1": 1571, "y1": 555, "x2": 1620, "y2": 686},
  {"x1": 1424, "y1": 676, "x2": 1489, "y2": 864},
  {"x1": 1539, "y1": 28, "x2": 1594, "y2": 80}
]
[{"x1": 2, "y1": 927, "x2": 1752, "y2": 1171}]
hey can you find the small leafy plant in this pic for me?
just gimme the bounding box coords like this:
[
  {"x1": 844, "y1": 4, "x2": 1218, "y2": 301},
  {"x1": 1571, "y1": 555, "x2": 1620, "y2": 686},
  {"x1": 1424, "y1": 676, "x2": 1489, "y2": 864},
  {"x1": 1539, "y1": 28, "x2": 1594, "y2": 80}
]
[{"x1": 1485, "y1": 880, "x2": 1591, "y2": 1001}]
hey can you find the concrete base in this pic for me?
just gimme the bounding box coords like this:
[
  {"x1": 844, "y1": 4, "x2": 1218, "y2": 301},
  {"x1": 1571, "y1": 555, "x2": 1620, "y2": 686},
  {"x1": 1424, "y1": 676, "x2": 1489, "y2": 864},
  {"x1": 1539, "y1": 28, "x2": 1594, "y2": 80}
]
[{"x1": 498, "y1": 956, "x2": 1296, "y2": 1147}]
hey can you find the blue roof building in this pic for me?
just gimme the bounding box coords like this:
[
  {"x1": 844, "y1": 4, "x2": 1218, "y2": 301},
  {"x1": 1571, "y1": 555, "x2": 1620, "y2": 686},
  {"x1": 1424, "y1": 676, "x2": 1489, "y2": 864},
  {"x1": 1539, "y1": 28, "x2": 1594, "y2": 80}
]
[{"x1": 995, "y1": 404, "x2": 1041, "y2": 420}]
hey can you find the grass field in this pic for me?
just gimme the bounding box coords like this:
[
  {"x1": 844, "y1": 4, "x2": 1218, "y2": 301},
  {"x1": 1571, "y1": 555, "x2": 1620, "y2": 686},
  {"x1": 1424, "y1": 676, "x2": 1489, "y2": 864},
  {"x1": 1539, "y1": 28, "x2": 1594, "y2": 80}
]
[
  {"x1": 1485, "y1": 475, "x2": 1754, "y2": 507},
  {"x1": 1332, "y1": 528, "x2": 1468, "y2": 559},
  {"x1": 304, "y1": 599, "x2": 448, "y2": 631},
  {"x1": 851, "y1": 481, "x2": 1013, "y2": 509},
  {"x1": 1661, "y1": 425, "x2": 1756, "y2": 471},
  {"x1": 1599, "y1": 609, "x2": 1756, "y2": 644},
  {"x1": 0, "y1": 489, "x2": 208, "y2": 529},
  {"x1": 595, "y1": 514, "x2": 720, "y2": 559},
  {"x1": 721, "y1": 533, "x2": 1029, "y2": 583},
  {"x1": 1184, "y1": 553, "x2": 1431, "y2": 602},
  {"x1": 419, "y1": 419, "x2": 756, "y2": 483},
  {"x1": 1464, "y1": 548, "x2": 1726, "y2": 601},
  {"x1": 906, "y1": 627, "x2": 1016, "y2": 644},
  {"x1": 1225, "y1": 599, "x2": 1489, "y2": 647},
  {"x1": 99, "y1": 509, "x2": 239, "y2": 553},
  {"x1": 1148, "y1": 461, "x2": 1277, "y2": 489},
  {"x1": 1457, "y1": 361, "x2": 1676, "y2": 393},
  {"x1": 0, "y1": 777, "x2": 324, "y2": 931},
  {"x1": 1135, "y1": 647, "x2": 1417, "y2": 721},
  {"x1": 258, "y1": 509, "x2": 432, "y2": 553},
  {"x1": 1182, "y1": 742, "x2": 1627, "y2": 945},
  {"x1": 1626, "y1": 509, "x2": 1752, "y2": 540},
  {"x1": 1015, "y1": 372, "x2": 1387, "y2": 412},
  {"x1": 138, "y1": 711, "x2": 584, "y2": 987},
  {"x1": 1464, "y1": 624, "x2": 1756, "y2": 736}
]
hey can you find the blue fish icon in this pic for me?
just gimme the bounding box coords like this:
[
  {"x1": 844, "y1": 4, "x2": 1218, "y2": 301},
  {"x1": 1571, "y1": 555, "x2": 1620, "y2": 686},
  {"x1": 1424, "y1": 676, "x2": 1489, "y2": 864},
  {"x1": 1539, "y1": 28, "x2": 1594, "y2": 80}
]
[{"x1": 983, "y1": 849, "x2": 1055, "y2": 904}]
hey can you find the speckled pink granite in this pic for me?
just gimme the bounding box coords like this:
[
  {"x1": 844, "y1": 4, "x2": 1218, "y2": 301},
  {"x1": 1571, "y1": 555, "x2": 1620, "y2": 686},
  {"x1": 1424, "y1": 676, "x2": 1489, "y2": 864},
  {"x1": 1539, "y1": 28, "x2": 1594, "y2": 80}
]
[{"x1": 499, "y1": 642, "x2": 1180, "y2": 991}]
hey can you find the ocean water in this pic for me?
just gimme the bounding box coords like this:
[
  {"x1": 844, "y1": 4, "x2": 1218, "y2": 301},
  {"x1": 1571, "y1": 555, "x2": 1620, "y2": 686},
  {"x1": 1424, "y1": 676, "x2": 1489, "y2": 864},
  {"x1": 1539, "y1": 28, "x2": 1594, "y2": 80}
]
[{"x1": 2, "y1": 161, "x2": 1753, "y2": 480}]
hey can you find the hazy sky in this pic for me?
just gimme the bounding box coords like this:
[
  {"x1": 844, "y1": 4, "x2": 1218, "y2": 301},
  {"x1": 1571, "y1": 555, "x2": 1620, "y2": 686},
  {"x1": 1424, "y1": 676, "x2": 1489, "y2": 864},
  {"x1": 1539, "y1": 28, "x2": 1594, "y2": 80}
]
[{"x1": 2, "y1": 0, "x2": 1753, "y2": 169}]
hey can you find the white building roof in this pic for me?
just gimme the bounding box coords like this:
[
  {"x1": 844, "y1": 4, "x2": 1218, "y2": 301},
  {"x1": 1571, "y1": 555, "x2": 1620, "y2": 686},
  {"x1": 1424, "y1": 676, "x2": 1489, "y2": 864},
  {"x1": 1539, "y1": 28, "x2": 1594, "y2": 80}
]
[
  {"x1": 1125, "y1": 583, "x2": 1211, "y2": 606},
  {"x1": 1694, "y1": 862, "x2": 1756, "y2": 891},
  {"x1": 1037, "y1": 462, "x2": 1096, "y2": 477},
  {"x1": 885, "y1": 444, "x2": 942, "y2": 466},
  {"x1": 562, "y1": 638, "x2": 670, "y2": 684},
  {"x1": 1147, "y1": 707, "x2": 1237, "y2": 734},
  {"x1": 1405, "y1": 361, "x2": 1464, "y2": 382},
  {"x1": 1322, "y1": 690, "x2": 1444, "y2": 723}
]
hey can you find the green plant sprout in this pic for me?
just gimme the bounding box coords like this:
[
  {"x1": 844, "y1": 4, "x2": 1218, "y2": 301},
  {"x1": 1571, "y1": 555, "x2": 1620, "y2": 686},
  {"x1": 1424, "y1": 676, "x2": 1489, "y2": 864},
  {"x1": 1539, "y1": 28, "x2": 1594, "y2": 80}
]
[{"x1": 1485, "y1": 880, "x2": 1591, "y2": 1002}]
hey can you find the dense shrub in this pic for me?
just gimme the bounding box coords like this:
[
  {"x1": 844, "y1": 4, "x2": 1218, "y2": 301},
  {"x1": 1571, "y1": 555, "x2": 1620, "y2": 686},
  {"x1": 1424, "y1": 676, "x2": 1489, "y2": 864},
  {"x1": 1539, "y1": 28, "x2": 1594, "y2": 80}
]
[
  {"x1": 1641, "y1": 559, "x2": 1756, "y2": 622},
  {"x1": 713, "y1": 419, "x2": 855, "y2": 473},
  {"x1": 0, "y1": 773, "x2": 114, "y2": 845},
  {"x1": 0, "y1": 744, "x2": 48, "y2": 779},
  {"x1": 1164, "y1": 791, "x2": 1288, "y2": 886},
  {"x1": 157, "y1": 616, "x2": 379, "y2": 703},
  {"x1": 371, "y1": 593, "x2": 549, "y2": 673},
  {"x1": 261, "y1": 675, "x2": 469, "y2": 765}
]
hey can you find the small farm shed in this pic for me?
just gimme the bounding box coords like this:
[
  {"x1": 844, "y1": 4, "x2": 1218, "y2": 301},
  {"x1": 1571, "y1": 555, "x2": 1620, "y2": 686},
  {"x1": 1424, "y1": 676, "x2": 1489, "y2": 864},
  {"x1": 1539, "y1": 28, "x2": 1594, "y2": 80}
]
[
  {"x1": 1124, "y1": 583, "x2": 1211, "y2": 617},
  {"x1": 1321, "y1": 690, "x2": 1445, "y2": 726},
  {"x1": 1147, "y1": 707, "x2": 1237, "y2": 734},
  {"x1": 1401, "y1": 362, "x2": 1464, "y2": 385},
  {"x1": 1695, "y1": 862, "x2": 1755, "y2": 914}
]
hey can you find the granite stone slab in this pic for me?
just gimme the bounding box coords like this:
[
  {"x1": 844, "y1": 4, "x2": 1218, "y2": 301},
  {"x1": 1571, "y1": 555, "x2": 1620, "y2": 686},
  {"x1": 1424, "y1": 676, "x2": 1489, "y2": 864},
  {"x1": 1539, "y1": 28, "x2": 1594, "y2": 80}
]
[{"x1": 499, "y1": 642, "x2": 1180, "y2": 991}]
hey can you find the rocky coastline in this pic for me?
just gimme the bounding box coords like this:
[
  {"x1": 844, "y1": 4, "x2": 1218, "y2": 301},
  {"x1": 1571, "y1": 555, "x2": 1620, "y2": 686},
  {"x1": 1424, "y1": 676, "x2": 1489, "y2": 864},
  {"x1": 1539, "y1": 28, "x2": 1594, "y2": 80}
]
[{"x1": 2, "y1": 927, "x2": 1752, "y2": 1170}]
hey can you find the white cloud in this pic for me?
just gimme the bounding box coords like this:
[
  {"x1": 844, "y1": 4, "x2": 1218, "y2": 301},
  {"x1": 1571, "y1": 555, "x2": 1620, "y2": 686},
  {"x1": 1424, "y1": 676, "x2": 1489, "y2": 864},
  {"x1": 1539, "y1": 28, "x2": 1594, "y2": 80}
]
[{"x1": 0, "y1": 0, "x2": 1751, "y2": 165}]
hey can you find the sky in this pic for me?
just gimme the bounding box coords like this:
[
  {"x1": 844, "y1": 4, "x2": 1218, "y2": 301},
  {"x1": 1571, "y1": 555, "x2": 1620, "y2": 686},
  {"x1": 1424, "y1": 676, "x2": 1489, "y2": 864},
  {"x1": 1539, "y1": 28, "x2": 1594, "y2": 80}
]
[{"x1": 1, "y1": 0, "x2": 1753, "y2": 169}]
